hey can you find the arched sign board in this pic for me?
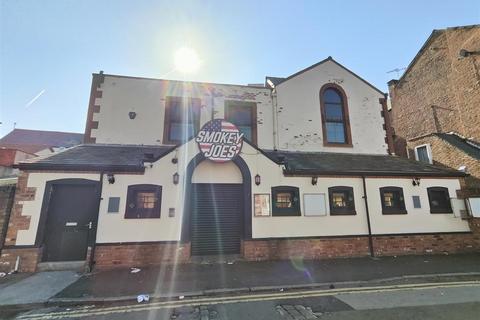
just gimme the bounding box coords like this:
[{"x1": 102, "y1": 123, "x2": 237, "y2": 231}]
[{"x1": 195, "y1": 119, "x2": 244, "y2": 163}]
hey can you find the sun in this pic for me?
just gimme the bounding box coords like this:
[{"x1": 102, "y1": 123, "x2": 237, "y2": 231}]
[{"x1": 174, "y1": 47, "x2": 201, "y2": 74}]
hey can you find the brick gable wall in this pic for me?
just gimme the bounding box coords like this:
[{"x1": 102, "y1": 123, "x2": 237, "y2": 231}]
[{"x1": 390, "y1": 26, "x2": 480, "y2": 157}]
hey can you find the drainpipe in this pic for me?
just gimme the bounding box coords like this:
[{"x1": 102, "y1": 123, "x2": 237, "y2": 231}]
[
  {"x1": 88, "y1": 171, "x2": 104, "y2": 271},
  {"x1": 362, "y1": 176, "x2": 375, "y2": 257},
  {"x1": 271, "y1": 89, "x2": 278, "y2": 150}
]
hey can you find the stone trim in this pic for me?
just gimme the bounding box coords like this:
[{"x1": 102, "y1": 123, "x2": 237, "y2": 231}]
[{"x1": 84, "y1": 73, "x2": 105, "y2": 144}]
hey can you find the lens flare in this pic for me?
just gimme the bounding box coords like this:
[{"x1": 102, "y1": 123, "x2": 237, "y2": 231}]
[{"x1": 174, "y1": 47, "x2": 201, "y2": 74}]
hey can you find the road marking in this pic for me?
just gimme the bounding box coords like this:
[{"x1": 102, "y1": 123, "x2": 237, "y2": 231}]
[{"x1": 18, "y1": 280, "x2": 480, "y2": 319}]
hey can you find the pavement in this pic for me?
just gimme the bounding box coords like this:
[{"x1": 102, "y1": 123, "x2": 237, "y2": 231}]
[
  {"x1": 1, "y1": 253, "x2": 479, "y2": 308},
  {"x1": 0, "y1": 271, "x2": 80, "y2": 306}
]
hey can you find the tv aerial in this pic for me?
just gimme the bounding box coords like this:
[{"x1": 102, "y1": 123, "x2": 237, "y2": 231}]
[{"x1": 387, "y1": 67, "x2": 407, "y2": 78}]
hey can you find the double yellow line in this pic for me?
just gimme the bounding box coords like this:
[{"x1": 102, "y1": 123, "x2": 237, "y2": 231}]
[{"x1": 18, "y1": 280, "x2": 480, "y2": 319}]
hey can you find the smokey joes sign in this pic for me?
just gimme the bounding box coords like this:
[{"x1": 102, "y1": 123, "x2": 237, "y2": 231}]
[{"x1": 195, "y1": 119, "x2": 244, "y2": 162}]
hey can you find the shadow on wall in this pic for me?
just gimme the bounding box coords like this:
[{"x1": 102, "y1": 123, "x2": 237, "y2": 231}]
[
  {"x1": 0, "y1": 185, "x2": 16, "y2": 253},
  {"x1": 393, "y1": 135, "x2": 408, "y2": 158}
]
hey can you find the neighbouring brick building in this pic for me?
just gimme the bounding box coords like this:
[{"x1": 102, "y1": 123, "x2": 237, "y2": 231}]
[
  {"x1": 1, "y1": 57, "x2": 479, "y2": 272},
  {"x1": 388, "y1": 24, "x2": 480, "y2": 189},
  {"x1": 0, "y1": 129, "x2": 84, "y2": 178}
]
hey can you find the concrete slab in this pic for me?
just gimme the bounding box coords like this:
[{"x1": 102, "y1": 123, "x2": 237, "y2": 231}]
[
  {"x1": 0, "y1": 271, "x2": 80, "y2": 306},
  {"x1": 335, "y1": 285, "x2": 480, "y2": 310}
]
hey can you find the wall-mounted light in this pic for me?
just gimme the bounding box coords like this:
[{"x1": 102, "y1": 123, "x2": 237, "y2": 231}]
[
  {"x1": 129, "y1": 111, "x2": 137, "y2": 119},
  {"x1": 173, "y1": 172, "x2": 179, "y2": 185},
  {"x1": 107, "y1": 173, "x2": 115, "y2": 184},
  {"x1": 412, "y1": 177, "x2": 421, "y2": 186},
  {"x1": 255, "y1": 174, "x2": 261, "y2": 186},
  {"x1": 311, "y1": 176, "x2": 318, "y2": 185},
  {"x1": 171, "y1": 157, "x2": 178, "y2": 164}
]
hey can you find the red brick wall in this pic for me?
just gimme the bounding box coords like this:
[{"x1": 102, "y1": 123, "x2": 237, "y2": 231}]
[
  {"x1": 244, "y1": 232, "x2": 480, "y2": 261},
  {"x1": 0, "y1": 185, "x2": 15, "y2": 250},
  {"x1": 93, "y1": 242, "x2": 191, "y2": 269},
  {"x1": 373, "y1": 232, "x2": 480, "y2": 256},
  {"x1": 4, "y1": 172, "x2": 36, "y2": 246},
  {"x1": 390, "y1": 26, "x2": 480, "y2": 155},
  {"x1": 0, "y1": 247, "x2": 41, "y2": 272},
  {"x1": 243, "y1": 237, "x2": 370, "y2": 261},
  {"x1": 407, "y1": 135, "x2": 480, "y2": 188}
]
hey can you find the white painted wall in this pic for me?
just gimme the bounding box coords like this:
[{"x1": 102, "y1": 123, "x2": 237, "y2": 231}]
[
  {"x1": 16, "y1": 143, "x2": 470, "y2": 246},
  {"x1": 16, "y1": 172, "x2": 100, "y2": 245},
  {"x1": 91, "y1": 60, "x2": 388, "y2": 155},
  {"x1": 91, "y1": 76, "x2": 274, "y2": 148},
  {"x1": 365, "y1": 178, "x2": 469, "y2": 234},
  {"x1": 275, "y1": 60, "x2": 388, "y2": 154}
]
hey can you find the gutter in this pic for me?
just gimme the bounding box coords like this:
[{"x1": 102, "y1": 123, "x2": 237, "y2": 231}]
[
  {"x1": 362, "y1": 176, "x2": 375, "y2": 257},
  {"x1": 88, "y1": 171, "x2": 104, "y2": 271}
]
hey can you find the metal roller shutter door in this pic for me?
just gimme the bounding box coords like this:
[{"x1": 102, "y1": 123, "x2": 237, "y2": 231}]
[{"x1": 191, "y1": 183, "x2": 243, "y2": 256}]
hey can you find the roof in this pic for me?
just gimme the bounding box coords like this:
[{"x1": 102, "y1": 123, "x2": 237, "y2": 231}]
[
  {"x1": 436, "y1": 133, "x2": 480, "y2": 160},
  {"x1": 16, "y1": 143, "x2": 465, "y2": 177},
  {"x1": 16, "y1": 144, "x2": 175, "y2": 172},
  {"x1": 263, "y1": 150, "x2": 466, "y2": 177},
  {"x1": 0, "y1": 129, "x2": 83, "y2": 154},
  {"x1": 271, "y1": 57, "x2": 385, "y2": 95},
  {"x1": 390, "y1": 24, "x2": 480, "y2": 86},
  {"x1": 265, "y1": 76, "x2": 286, "y2": 88}
]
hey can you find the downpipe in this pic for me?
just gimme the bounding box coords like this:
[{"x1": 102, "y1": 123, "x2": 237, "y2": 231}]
[{"x1": 362, "y1": 176, "x2": 375, "y2": 257}]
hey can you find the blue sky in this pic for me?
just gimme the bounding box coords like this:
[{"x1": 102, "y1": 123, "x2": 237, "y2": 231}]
[{"x1": 1, "y1": 0, "x2": 479, "y2": 136}]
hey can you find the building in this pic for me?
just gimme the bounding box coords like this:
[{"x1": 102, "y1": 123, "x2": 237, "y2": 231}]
[
  {"x1": 0, "y1": 129, "x2": 84, "y2": 178},
  {"x1": 1, "y1": 57, "x2": 479, "y2": 272},
  {"x1": 388, "y1": 24, "x2": 480, "y2": 189}
]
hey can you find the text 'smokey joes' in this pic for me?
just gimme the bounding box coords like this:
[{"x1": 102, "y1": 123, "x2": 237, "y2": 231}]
[{"x1": 195, "y1": 119, "x2": 244, "y2": 163}]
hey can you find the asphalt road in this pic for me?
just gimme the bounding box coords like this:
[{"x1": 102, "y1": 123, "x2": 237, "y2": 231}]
[{"x1": 9, "y1": 280, "x2": 480, "y2": 320}]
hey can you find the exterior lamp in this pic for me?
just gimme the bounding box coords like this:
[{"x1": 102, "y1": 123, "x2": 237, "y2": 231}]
[
  {"x1": 412, "y1": 177, "x2": 421, "y2": 186},
  {"x1": 311, "y1": 177, "x2": 318, "y2": 185},
  {"x1": 128, "y1": 111, "x2": 137, "y2": 119},
  {"x1": 107, "y1": 173, "x2": 115, "y2": 184},
  {"x1": 173, "y1": 172, "x2": 179, "y2": 185},
  {"x1": 255, "y1": 174, "x2": 261, "y2": 186}
]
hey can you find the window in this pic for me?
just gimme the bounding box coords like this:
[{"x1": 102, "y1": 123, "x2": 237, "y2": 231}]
[
  {"x1": 163, "y1": 96, "x2": 201, "y2": 144},
  {"x1": 380, "y1": 187, "x2": 407, "y2": 214},
  {"x1": 415, "y1": 144, "x2": 432, "y2": 164},
  {"x1": 320, "y1": 84, "x2": 352, "y2": 146},
  {"x1": 328, "y1": 186, "x2": 356, "y2": 215},
  {"x1": 225, "y1": 101, "x2": 257, "y2": 144},
  {"x1": 125, "y1": 184, "x2": 162, "y2": 219},
  {"x1": 271, "y1": 186, "x2": 300, "y2": 216},
  {"x1": 427, "y1": 187, "x2": 453, "y2": 214}
]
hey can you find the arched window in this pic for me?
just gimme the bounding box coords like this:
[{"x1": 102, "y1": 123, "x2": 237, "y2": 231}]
[{"x1": 320, "y1": 84, "x2": 352, "y2": 146}]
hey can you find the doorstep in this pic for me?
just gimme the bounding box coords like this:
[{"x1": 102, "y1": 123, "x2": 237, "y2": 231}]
[{"x1": 37, "y1": 261, "x2": 86, "y2": 272}]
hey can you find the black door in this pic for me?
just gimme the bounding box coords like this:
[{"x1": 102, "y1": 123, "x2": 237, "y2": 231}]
[
  {"x1": 191, "y1": 184, "x2": 243, "y2": 256},
  {"x1": 42, "y1": 182, "x2": 99, "y2": 262}
]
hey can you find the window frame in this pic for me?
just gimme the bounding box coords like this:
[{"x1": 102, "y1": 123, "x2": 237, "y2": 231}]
[
  {"x1": 163, "y1": 96, "x2": 202, "y2": 145},
  {"x1": 328, "y1": 186, "x2": 356, "y2": 215},
  {"x1": 225, "y1": 100, "x2": 257, "y2": 145},
  {"x1": 125, "y1": 184, "x2": 162, "y2": 219},
  {"x1": 320, "y1": 84, "x2": 352, "y2": 147},
  {"x1": 271, "y1": 186, "x2": 301, "y2": 216},
  {"x1": 379, "y1": 186, "x2": 407, "y2": 215},
  {"x1": 414, "y1": 144, "x2": 433, "y2": 164},
  {"x1": 427, "y1": 187, "x2": 453, "y2": 214}
]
